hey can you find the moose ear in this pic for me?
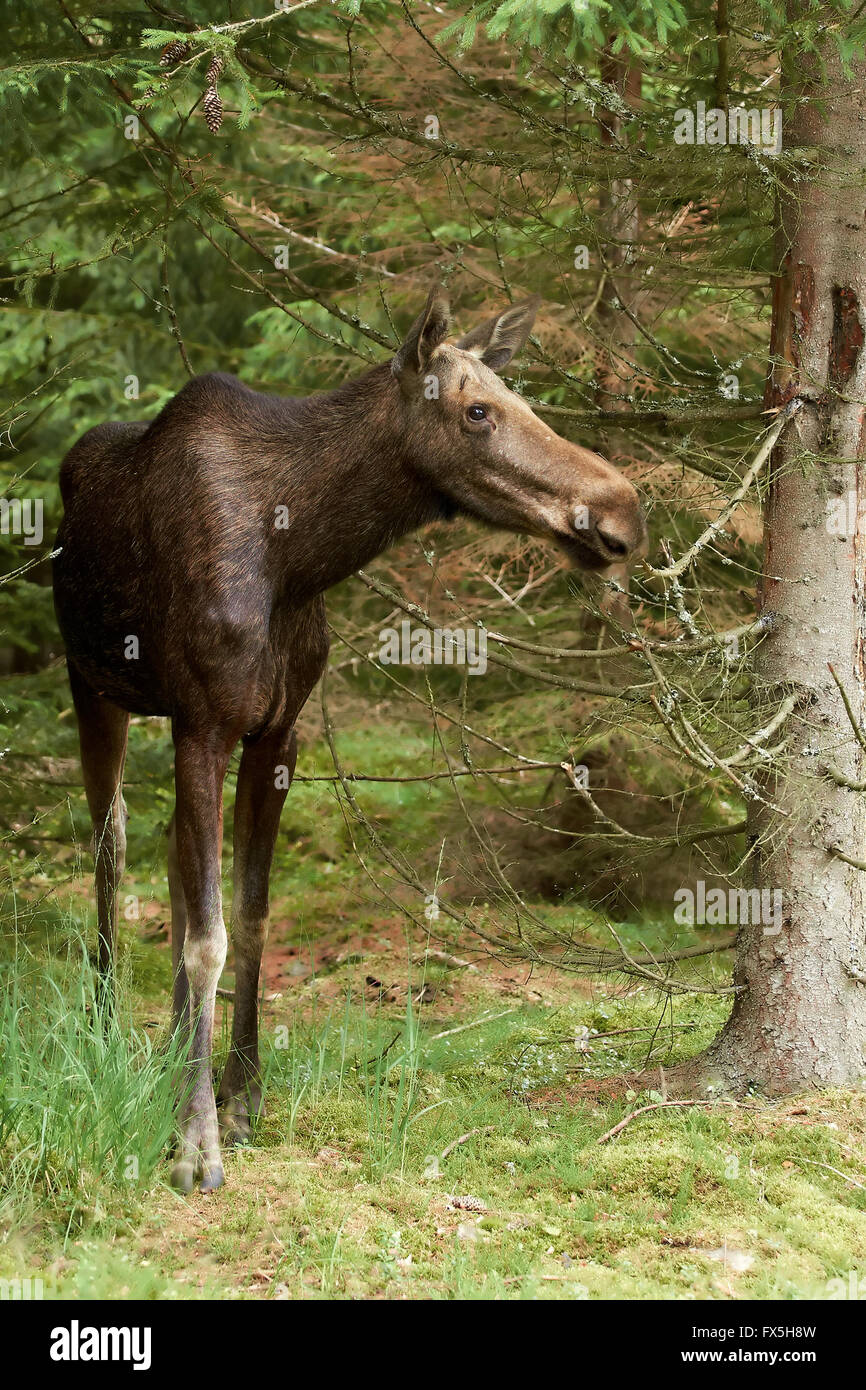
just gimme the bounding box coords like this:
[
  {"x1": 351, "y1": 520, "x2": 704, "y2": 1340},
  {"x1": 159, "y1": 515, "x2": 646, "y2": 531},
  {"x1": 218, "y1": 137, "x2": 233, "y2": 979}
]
[
  {"x1": 392, "y1": 287, "x2": 451, "y2": 382},
  {"x1": 454, "y1": 295, "x2": 541, "y2": 372}
]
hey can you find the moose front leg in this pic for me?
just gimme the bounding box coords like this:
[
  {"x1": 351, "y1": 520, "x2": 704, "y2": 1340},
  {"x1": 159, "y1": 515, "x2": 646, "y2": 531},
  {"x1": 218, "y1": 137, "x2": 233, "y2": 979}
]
[
  {"x1": 170, "y1": 729, "x2": 232, "y2": 1193},
  {"x1": 166, "y1": 811, "x2": 190, "y2": 1043},
  {"x1": 218, "y1": 724, "x2": 297, "y2": 1145}
]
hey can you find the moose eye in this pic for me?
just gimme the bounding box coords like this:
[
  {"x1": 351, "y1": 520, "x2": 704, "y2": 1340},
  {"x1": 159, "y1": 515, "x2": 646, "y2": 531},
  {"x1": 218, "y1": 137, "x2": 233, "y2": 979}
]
[{"x1": 466, "y1": 404, "x2": 487, "y2": 422}]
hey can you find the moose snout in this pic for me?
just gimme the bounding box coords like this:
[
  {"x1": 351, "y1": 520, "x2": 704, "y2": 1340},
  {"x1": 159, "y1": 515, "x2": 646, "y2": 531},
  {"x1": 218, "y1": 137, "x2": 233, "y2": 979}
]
[
  {"x1": 595, "y1": 507, "x2": 647, "y2": 561},
  {"x1": 594, "y1": 518, "x2": 631, "y2": 559},
  {"x1": 573, "y1": 494, "x2": 648, "y2": 564}
]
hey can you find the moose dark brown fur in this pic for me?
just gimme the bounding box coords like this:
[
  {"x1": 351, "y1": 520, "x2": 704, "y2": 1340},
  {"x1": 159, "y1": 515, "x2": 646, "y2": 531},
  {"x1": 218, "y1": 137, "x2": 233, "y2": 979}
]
[{"x1": 53, "y1": 290, "x2": 646, "y2": 1191}]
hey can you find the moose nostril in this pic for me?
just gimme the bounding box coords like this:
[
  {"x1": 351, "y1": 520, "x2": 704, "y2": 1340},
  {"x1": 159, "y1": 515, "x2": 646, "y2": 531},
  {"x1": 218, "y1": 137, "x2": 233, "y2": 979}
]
[{"x1": 595, "y1": 522, "x2": 630, "y2": 559}]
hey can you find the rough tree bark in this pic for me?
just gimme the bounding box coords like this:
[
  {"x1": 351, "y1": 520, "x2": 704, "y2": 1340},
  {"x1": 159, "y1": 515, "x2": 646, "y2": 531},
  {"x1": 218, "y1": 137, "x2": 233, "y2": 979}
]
[
  {"x1": 594, "y1": 47, "x2": 641, "y2": 624},
  {"x1": 679, "y1": 20, "x2": 866, "y2": 1093},
  {"x1": 595, "y1": 45, "x2": 641, "y2": 425}
]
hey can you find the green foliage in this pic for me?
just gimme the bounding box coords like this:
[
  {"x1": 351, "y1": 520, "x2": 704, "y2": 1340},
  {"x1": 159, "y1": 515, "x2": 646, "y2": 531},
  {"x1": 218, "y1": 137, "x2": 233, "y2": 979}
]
[
  {"x1": 441, "y1": 0, "x2": 866, "y2": 66},
  {"x1": 442, "y1": 0, "x2": 690, "y2": 59}
]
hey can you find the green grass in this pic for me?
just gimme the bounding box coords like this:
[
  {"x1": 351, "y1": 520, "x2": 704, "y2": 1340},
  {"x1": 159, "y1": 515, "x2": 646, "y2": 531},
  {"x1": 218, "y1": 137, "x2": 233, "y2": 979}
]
[{"x1": 0, "y1": 920, "x2": 187, "y2": 1242}]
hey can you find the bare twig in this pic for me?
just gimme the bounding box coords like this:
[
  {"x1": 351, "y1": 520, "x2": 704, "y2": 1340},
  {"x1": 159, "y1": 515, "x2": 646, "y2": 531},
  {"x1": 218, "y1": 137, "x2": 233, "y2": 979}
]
[
  {"x1": 440, "y1": 1125, "x2": 495, "y2": 1161},
  {"x1": 597, "y1": 1098, "x2": 754, "y2": 1144},
  {"x1": 645, "y1": 399, "x2": 803, "y2": 580}
]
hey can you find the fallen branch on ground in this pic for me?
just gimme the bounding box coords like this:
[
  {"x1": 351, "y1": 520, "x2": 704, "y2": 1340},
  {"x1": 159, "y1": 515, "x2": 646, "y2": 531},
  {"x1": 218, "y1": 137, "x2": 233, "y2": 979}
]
[
  {"x1": 440, "y1": 1126, "x2": 495, "y2": 1161},
  {"x1": 596, "y1": 1098, "x2": 758, "y2": 1144}
]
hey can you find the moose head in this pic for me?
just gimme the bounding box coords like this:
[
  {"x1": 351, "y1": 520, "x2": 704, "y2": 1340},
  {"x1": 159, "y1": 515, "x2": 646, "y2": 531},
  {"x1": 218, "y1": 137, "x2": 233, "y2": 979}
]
[{"x1": 391, "y1": 288, "x2": 647, "y2": 572}]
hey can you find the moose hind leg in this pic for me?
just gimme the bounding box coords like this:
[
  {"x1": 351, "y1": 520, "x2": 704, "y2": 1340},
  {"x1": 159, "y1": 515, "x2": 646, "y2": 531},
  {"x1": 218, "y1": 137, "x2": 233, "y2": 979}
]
[
  {"x1": 218, "y1": 725, "x2": 297, "y2": 1146},
  {"x1": 68, "y1": 662, "x2": 130, "y2": 1015}
]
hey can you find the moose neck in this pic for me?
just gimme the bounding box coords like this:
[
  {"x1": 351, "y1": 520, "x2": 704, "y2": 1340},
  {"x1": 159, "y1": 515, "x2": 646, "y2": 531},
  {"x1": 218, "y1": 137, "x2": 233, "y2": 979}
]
[{"x1": 264, "y1": 364, "x2": 446, "y2": 602}]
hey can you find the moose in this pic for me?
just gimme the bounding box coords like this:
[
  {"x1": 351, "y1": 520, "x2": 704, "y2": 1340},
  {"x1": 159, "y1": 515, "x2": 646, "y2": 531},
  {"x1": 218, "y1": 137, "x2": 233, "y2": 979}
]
[{"x1": 53, "y1": 289, "x2": 646, "y2": 1192}]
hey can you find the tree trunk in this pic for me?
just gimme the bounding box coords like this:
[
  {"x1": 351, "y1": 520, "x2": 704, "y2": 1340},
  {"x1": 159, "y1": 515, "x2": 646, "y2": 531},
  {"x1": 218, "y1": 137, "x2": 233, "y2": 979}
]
[
  {"x1": 678, "y1": 22, "x2": 866, "y2": 1093},
  {"x1": 595, "y1": 46, "x2": 641, "y2": 425},
  {"x1": 594, "y1": 48, "x2": 641, "y2": 626}
]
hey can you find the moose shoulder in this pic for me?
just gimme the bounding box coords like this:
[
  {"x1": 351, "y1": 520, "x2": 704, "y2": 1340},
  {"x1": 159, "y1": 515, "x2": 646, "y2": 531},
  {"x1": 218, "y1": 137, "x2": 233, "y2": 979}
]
[{"x1": 53, "y1": 290, "x2": 645, "y2": 1193}]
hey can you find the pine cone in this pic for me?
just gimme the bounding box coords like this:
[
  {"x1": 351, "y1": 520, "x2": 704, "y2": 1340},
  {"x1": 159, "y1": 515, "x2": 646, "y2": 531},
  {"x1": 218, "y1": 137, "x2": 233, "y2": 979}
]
[
  {"x1": 202, "y1": 55, "x2": 224, "y2": 134},
  {"x1": 203, "y1": 87, "x2": 223, "y2": 135},
  {"x1": 449, "y1": 1194, "x2": 487, "y2": 1213},
  {"x1": 159, "y1": 40, "x2": 191, "y2": 66}
]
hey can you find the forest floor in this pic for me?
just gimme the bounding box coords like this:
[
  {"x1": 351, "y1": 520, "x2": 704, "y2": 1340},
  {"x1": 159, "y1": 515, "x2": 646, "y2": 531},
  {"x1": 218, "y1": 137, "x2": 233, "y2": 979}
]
[
  {"x1": 3, "y1": 669, "x2": 866, "y2": 1300},
  {"x1": 4, "y1": 895, "x2": 866, "y2": 1300}
]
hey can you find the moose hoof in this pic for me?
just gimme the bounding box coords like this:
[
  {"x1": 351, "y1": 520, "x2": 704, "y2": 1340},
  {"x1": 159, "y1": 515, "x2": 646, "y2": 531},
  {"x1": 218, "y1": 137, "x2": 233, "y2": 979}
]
[
  {"x1": 170, "y1": 1155, "x2": 225, "y2": 1193},
  {"x1": 199, "y1": 1163, "x2": 225, "y2": 1193},
  {"x1": 171, "y1": 1104, "x2": 225, "y2": 1193},
  {"x1": 218, "y1": 1093, "x2": 260, "y2": 1148},
  {"x1": 170, "y1": 1158, "x2": 196, "y2": 1193}
]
